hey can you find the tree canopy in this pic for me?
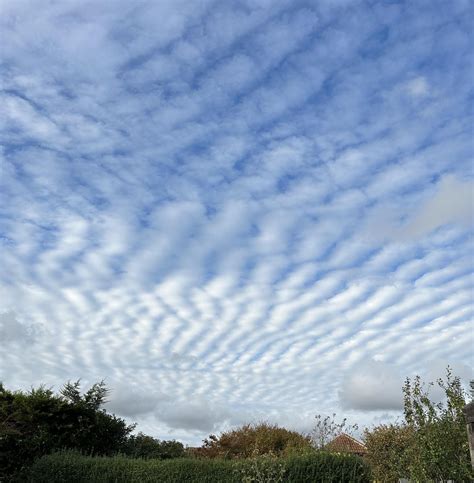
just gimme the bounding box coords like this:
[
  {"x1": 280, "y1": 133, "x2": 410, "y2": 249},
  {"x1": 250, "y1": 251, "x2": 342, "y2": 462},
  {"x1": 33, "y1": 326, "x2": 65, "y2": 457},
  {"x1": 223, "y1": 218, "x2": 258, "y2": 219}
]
[
  {"x1": 364, "y1": 367, "x2": 472, "y2": 482},
  {"x1": 196, "y1": 422, "x2": 312, "y2": 459},
  {"x1": 0, "y1": 380, "x2": 134, "y2": 479}
]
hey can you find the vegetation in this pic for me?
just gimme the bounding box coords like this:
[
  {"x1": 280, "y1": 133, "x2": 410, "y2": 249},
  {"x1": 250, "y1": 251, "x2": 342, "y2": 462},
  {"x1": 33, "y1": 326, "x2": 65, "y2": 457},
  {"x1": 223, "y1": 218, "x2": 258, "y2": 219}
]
[
  {"x1": 364, "y1": 423, "x2": 414, "y2": 481},
  {"x1": 26, "y1": 450, "x2": 371, "y2": 482},
  {"x1": 0, "y1": 380, "x2": 134, "y2": 479},
  {"x1": 196, "y1": 422, "x2": 312, "y2": 459},
  {"x1": 2, "y1": 367, "x2": 471, "y2": 482},
  {"x1": 364, "y1": 367, "x2": 473, "y2": 482},
  {"x1": 311, "y1": 413, "x2": 359, "y2": 450},
  {"x1": 234, "y1": 450, "x2": 286, "y2": 483},
  {"x1": 124, "y1": 432, "x2": 185, "y2": 459}
]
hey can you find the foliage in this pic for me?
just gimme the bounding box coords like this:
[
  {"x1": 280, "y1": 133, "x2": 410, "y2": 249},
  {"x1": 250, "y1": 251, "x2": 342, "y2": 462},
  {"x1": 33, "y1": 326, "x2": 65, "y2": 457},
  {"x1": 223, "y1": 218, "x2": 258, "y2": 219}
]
[
  {"x1": 284, "y1": 451, "x2": 371, "y2": 483},
  {"x1": 364, "y1": 367, "x2": 473, "y2": 482},
  {"x1": 123, "y1": 432, "x2": 185, "y2": 459},
  {"x1": 402, "y1": 367, "x2": 472, "y2": 481},
  {"x1": 364, "y1": 423, "x2": 413, "y2": 482},
  {"x1": 26, "y1": 450, "x2": 371, "y2": 482},
  {"x1": 60, "y1": 380, "x2": 109, "y2": 410},
  {"x1": 234, "y1": 449, "x2": 286, "y2": 483},
  {"x1": 311, "y1": 413, "x2": 359, "y2": 450},
  {"x1": 0, "y1": 381, "x2": 135, "y2": 480},
  {"x1": 197, "y1": 422, "x2": 312, "y2": 459}
]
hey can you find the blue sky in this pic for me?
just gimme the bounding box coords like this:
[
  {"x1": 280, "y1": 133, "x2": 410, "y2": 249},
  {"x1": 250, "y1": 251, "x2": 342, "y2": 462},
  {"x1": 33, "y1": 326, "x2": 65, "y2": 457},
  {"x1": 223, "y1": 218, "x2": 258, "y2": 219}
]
[{"x1": 0, "y1": 0, "x2": 473, "y2": 444}]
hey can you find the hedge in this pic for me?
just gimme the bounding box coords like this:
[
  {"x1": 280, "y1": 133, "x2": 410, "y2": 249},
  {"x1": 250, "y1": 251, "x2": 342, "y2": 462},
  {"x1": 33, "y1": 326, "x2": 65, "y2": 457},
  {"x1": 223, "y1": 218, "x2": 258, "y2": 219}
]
[
  {"x1": 284, "y1": 452, "x2": 371, "y2": 482},
  {"x1": 25, "y1": 451, "x2": 371, "y2": 482}
]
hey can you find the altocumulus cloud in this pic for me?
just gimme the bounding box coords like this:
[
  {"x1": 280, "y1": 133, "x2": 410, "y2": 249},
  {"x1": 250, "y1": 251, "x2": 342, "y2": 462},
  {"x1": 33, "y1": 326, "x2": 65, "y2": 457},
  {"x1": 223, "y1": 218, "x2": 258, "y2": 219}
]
[{"x1": 0, "y1": 0, "x2": 473, "y2": 444}]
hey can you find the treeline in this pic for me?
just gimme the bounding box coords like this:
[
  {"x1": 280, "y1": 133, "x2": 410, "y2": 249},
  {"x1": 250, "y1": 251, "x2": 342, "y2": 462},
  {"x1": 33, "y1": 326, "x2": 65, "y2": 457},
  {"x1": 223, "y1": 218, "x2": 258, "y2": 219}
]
[
  {"x1": 0, "y1": 378, "x2": 369, "y2": 482},
  {"x1": 0, "y1": 381, "x2": 184, "y2": 480},
  {"x1": 1, "y1": 368, "x2": 472, "y2": 482}
]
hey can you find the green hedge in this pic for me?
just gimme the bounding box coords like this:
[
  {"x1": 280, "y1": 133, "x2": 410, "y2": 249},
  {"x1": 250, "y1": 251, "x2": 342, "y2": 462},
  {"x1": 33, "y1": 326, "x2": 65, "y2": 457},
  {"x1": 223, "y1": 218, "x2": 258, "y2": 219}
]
[
  {"x1": 284, "y1": 452, "x2": 371, "y2": 482},
  {"x1": 26, "y1": 451, "x2": 371, "y2": 482}
]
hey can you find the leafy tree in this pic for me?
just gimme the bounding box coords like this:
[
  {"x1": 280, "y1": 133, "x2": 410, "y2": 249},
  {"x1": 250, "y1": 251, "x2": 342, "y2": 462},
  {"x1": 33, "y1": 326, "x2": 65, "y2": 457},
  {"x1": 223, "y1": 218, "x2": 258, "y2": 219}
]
[
  {"x1": 364, "y1": 423, "x2": 413, "y2": 481},
  {"x1": 197, "y1": 422, "x2": 312, "y2": 459},
  {"x1": 364, "y1": 367, "x2": 473, "y2": 482},
  {"x1": 311, "y1": 413, "x2": 359, "y2": 450},
  {"x1": 61, "y1": 379, "x2": 109, "y2": 410},
  {"x1": 124, "y1": 432, "x2": 185, "y2": 459},
  {"x1": 0, "y1": 381, "x2": 135, "y2": 480},
  {"x1": 402, "y1": 367, "x2": 472, "y2": 481},
  {"x1": 158, "y1": 439, "x2": 186, "y2": 459}
]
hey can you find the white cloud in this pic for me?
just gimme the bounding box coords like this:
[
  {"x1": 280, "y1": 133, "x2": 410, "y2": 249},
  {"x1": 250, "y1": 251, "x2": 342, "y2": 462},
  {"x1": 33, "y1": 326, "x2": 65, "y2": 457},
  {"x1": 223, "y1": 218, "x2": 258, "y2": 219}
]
[
  {"x1": 405, "y1": 76, "x2": 430, "y2": 97},
  {"x1": 0, "y1": 311, "x2": 35, "y2": 342},
  {"x1": 0, "y1": 0, "x2": 472, "y2": 445},
  {"x1": 339, "y1": 361, "x2": 404, "y2": 411},
  {"x1": 156, "y1": 399, "x2": 234, "y2": 433},
  {"x1": 399, "y1": 175, "x2": 474, "y2": 239},
  {"x1": 106, "y1": 385, "x2": 162, "y2": 417}
]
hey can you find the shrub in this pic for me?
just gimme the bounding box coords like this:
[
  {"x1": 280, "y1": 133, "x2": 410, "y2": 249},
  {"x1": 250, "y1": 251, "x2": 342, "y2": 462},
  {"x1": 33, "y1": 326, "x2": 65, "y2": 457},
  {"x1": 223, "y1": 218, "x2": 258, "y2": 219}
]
[
  {"x1": 285, "y1": 452, "x2": 370, "y2": 483},
  {"x1": 234, "y1": 450, "x2": 286, "y2": 483},
  {"x1": 26, "y1": 450, "x2": 371, "y2": 482},
  {"x1": 197, "y1": 422, "x2": 312, "y2": 459},
  {"x1": 364, "y1": 423, "x2": 413, "y2": 481},
  {"x1": 124, "y1": 432, "x2": 185, "y2": 459}
]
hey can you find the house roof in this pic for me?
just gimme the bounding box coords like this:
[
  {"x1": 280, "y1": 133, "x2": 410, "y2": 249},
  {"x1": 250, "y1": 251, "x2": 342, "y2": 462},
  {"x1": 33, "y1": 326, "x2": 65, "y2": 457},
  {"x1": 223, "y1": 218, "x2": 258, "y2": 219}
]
[{"x1": 325, "y1": 433, "x2": 367, "y2": 454}]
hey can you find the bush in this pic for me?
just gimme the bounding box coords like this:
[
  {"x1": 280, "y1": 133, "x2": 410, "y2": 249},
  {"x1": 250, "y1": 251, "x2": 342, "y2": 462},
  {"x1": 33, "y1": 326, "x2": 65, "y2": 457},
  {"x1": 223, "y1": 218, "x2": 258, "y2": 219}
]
[
  {"x1": 284, "y1": 452, "x2": 370, "y2": 483},
  {"x1": 364, "y1": 424, "x2": 414, "y2": 481},
  {"x1": 234, "y1": 450, "x2": 286, "y2": 483},
  {"x1": 124, "y1": 432, "x2": 185, "y2": 459},
  {"x1": 26, "y1": 450, "x2": 371, "y2": 482},
  {"x1": 197, "y1": 422, "x2": 312, "y2": 459}
]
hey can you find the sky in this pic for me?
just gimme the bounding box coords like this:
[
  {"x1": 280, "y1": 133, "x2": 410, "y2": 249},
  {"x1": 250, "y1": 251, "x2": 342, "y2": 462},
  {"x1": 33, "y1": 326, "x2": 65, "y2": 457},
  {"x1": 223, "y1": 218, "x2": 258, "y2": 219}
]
[{"x1": 0, "y1": 0, "x2": 473, "y2": 445}]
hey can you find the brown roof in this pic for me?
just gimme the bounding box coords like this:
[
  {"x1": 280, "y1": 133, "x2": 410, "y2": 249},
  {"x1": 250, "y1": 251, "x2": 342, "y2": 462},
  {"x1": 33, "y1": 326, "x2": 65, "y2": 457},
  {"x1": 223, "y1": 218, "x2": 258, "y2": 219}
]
[{"x1": 325, "y1": 433, "x2": 367, "y2": 455}]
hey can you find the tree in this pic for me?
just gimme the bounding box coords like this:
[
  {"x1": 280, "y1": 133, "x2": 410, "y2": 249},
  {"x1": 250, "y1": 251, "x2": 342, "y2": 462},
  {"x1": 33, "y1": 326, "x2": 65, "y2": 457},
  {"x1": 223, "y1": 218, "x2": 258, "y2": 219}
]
[
  {"x1": 311, "y1": 413, "x2": 358, "y2": 450},
  {"x1": 364, "y1": 423, "x2": 413, "y2": 481},
  {"x1": 61, "y1": 379, "x2": 108, "y2": 410},
  {"x1": 0, "y1": 381, "x2": 135, "y2": 480},
  {"x1": 402, "y1": 367, "x2": 472, "y2": 481},
  {"x1": 197, "y1": 422, "x2": 312, "y2": 459},
  {"x1": 364, "y1": 367, "x2": 473, "y2": 482},
  {"x1": 124, "y1": 432, "x2": 185, "y2": 459}
]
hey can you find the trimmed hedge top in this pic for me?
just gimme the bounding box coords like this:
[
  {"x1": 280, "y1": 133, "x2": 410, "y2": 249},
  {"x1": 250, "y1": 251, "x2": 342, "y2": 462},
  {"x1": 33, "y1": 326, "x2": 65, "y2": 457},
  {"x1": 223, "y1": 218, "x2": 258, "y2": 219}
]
[{"x1": 26, "y1": 451, "x2": 371, "y2": 483}]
